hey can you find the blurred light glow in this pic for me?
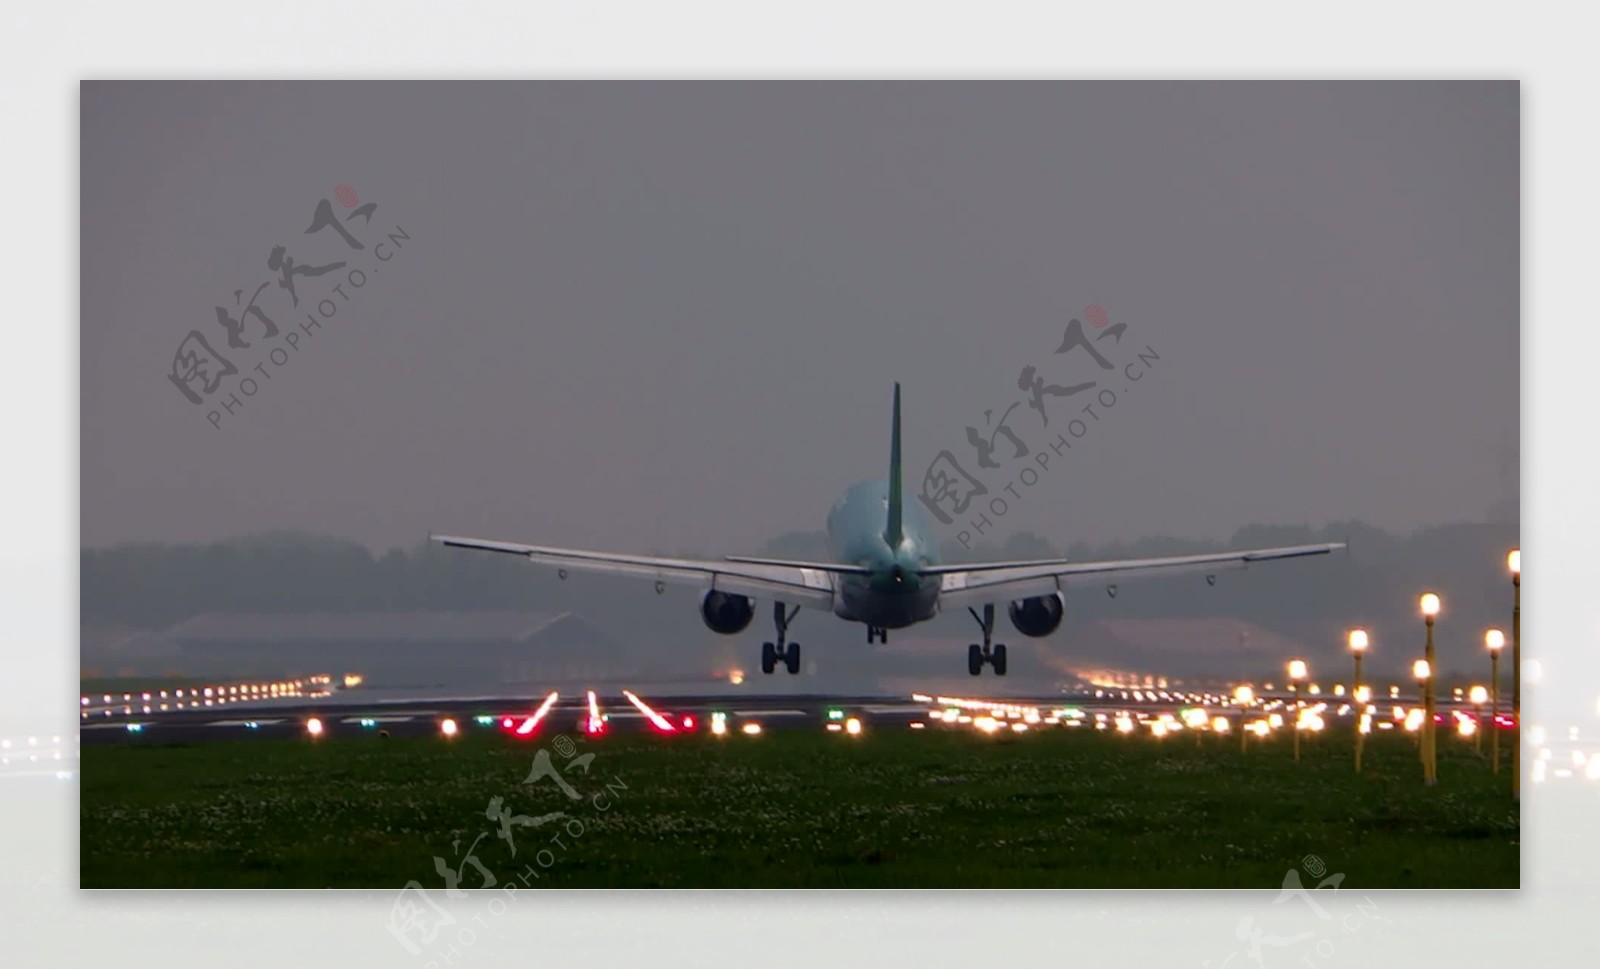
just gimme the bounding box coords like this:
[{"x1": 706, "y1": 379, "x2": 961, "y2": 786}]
[
  {"x1": 845, "y1": 717, "x2": 862, "y2": 736},
  {"x1": 1469, "y1": 685, "x2": 1489, "y2": 705},
  {"x1": 1413, "y1": 659, "x2": 1431, "y2": 681},
  {"x1": 516, "y1": 691, "x2": 561, "y2": 736},
  {"x1": 1508, "y1": 549, "x2": 1520, "y2": 575},
  {"x1": 1288, "y1": 660, "x2": 1308, "y2": 681},
  {"x1": 1485, "y1": 628, "x2": 1505, "y2": 651},
  {"x1": 441, "y1": 718, "x2": 458, "y2": 738},
  {"x1": 1348, "y1": 629, "x2": 1368, "y2": 651},
  {"x1": 1420, "y1": 592, "x2": 1441, "y2": 617},
  {"x1": 623, "y1": 690, "x2": 676, "y2": 733},
  {"x1": 306, "y1": 717, "x2": 324, "y2": 737},
  {"x1": 741, "y1": 723, "x2": 762, "y2": 736}
]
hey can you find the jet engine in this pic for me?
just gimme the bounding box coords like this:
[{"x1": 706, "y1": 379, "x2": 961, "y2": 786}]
[
  {"x1": 1007, "y1": 593, "x2": 1064, "y2": 637},
  {"x1": 700, "y1": 590, "x2": 755, "y2": 634}
]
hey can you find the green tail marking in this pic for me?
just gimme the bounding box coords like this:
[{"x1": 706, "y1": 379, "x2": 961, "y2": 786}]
[{"x1": 885, "y1": 382, "x2": 904, "y2": 548}]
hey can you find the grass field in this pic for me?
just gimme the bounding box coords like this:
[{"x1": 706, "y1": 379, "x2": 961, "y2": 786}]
[{"x1": 80, "y1": 725, "x2": 1519, "y2": 889}]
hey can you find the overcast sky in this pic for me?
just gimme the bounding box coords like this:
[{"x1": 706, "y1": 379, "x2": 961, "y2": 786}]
[{"x1": 81, "y1": 81, "x2": 1518, "y2": 555}]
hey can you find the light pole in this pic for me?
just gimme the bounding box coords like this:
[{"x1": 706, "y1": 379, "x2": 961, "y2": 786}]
[
  {"x1": 1508, "y1": 549, "x2": 1520, "y2": 798},
  {"x1": 1348, "y1": 629, "x2": 1369, "y2": 773},
  {"x1": 1354, "y1": 684, "x2": 1373, "y2": 772},
  {"x1": 1469, "y1": 685, "x2": 1489, "y2": 755},
  {"x1": 1485, "y1": 628, "x2": 1505, "y2": 774},
  {"x1": 1288, "y1": 659, "x2": 1308, "y2": 762},
  {"x1": 1413, "y1": 657, "x2": 1432, "y2": 772},
  {"x1": 1234, "y1": 684, "x2": 1254, "y2": 753},
  {"x1": 1420, "y1": 593, "x2": 1441, "y2": 786}
]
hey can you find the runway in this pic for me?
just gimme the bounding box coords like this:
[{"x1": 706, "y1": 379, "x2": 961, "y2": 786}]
[{"x1": 71, "y1": 679, "x2": 1512, "y2": 747}]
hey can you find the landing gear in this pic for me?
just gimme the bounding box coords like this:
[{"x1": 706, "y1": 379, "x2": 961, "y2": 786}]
[
  {"x1": 966, "y1": 604, "x2": 1008, "y2": 676},
  {"x1": 762, "y1": 601, "x2": 802, "y2": 675},
  {"x1": 867, "y1": 625, "x2": 888, "y2": 644}
]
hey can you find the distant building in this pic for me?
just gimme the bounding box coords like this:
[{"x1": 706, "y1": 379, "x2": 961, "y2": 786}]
[{"x1": 132, "y1": 610, "x2": 628, "y2": 688}]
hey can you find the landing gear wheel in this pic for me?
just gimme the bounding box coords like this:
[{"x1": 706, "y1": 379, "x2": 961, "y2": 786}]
[
  {"x1": 966, "y1": 605, "x2": 1003, "y2": 675},
  {"x1": 761, "y1": 601, "x2": 802, "y2": 677}
]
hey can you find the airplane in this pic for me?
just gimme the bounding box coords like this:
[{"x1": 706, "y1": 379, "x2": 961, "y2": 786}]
[{"x1": 433, "y1": 384, "x2": 1344, "y2": 676}]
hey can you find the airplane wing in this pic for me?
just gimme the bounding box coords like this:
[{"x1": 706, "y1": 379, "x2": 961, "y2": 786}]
[
  {"x1": 933, "y1": 542, "x2": 1345, "y2": 608},
  {"x1": 430, "y1": 534, "x2": 844, "y2": 610}
]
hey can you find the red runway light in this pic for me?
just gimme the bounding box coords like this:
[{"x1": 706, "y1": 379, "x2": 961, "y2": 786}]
[
  {"x1": 514, "y1": 692, "x2": 560, "y2": 736},
  {"x1": 623, "y1": 690, "x2": 677, "y2": 733}
]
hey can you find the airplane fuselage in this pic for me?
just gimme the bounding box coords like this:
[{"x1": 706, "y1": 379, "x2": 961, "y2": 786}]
[{"x1": 825, "y1": 479, "x2": 942, "y2": 629}]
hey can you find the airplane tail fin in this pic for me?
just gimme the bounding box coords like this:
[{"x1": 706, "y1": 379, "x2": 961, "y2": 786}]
[{"x1": 885, "y1": 382, "x2": 904, "y2": 549}]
